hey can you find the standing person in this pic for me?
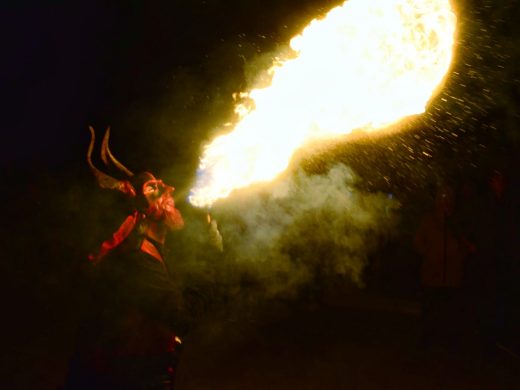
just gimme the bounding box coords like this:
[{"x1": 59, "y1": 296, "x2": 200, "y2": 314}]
[
  {"x1": 472, "y1": 169, "x2": 517, "y2": 360},
  {"x1": 65, "y1": 128, "x2": 185, "y2": 389},
  {"x1": 414, "y1": 185, "x2": 468, "y2": 350}
]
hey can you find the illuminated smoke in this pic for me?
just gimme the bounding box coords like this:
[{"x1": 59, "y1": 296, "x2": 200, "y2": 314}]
[
  {"x1": 189, "y1": 0, "x2": 456, "y2": 207},
  {"x1": 210, "y1": 164, "x2": 399, "y2": 298}
]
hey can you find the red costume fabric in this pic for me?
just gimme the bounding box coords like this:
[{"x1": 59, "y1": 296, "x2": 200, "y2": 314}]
[
  {"x1": 88, "y1": 212, "x2": 139, "y2": 264},
  {"x1": 88, "y1": 186, "x2": 184, "y2": 267}
]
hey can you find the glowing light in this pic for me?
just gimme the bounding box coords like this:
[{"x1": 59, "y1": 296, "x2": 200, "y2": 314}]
[{"x1": 189, "y1": 0, "x2": 457, "y2": 207}]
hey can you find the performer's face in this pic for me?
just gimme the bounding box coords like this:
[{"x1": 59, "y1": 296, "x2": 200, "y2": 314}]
[{"x1": 143, "y1": 178, "x2": 174, "y2": 204}]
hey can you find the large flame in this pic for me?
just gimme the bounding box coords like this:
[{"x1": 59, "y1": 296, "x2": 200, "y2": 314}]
[{"x1": 189, "y1": 0, "x2": 457, "y2": 208}]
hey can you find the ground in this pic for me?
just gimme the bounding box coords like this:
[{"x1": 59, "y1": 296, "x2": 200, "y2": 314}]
[{"x1": 2, "y1": 286, "x2": 519, "y2": 390}]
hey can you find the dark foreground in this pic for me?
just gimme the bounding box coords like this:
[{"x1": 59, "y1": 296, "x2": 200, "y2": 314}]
[
  {"x1": 3, "y1": 288, "x2": 519, "y2": 390},
  {"x1": 175, "y1": 300, "x2": 520, "y2": 390}
]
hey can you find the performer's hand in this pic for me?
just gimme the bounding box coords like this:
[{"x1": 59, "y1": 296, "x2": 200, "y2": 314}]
[{"x1": 207, "y1": 214, "x2": 223, "y2": 252}]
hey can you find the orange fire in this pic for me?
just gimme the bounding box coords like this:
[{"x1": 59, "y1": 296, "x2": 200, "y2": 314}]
[{"x1": 189, "y1": 0, "x2": 457, "y2": 208}]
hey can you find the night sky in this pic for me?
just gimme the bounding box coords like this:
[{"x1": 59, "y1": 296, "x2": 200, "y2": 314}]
[
  {"x1": 2, "y1": 0, "x2": 520, "y2": 388},
  {"x1": 1, "y1": 0, "x2": 518, "y2": 199},
  {"x1": 2, "y1": 0, "x2": 344, "y2": 173},
  {"x1": 3, "y1": 0, "x2": 519, "y2": 178}
]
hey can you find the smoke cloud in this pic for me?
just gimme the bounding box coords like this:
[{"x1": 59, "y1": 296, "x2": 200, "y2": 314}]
[{"x1": 182, "y1": 163, "x2": 399, "y2": 304}]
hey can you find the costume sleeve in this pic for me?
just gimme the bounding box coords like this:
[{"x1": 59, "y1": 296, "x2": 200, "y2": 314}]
[{"x1": 88, "y1": 212, "x2": 138, "y2": 263}]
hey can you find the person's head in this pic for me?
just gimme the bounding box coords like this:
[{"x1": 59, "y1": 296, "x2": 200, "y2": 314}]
[
  {"x1": 435, "y1": 185, "x2": 455, "y2": 217},
  {"x1": 86, "y1": 127, "x2": 176, "y2": 211},
  {"x1": 131, "y1": 171, "x2": 174, "y2": 210}
]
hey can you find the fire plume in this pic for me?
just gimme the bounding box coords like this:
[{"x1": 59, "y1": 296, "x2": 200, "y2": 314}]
[{"x1": 189, "y1": 0, "x2": 456, "y2": 208}]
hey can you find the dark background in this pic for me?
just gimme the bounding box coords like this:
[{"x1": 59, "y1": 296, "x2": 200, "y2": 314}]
[{"x1": 1, "y1": 0, "x2": 519, "y2": 388}]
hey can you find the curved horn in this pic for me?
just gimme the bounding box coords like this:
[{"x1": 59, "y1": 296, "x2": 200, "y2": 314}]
[
  {"x1": 101, "y1": 127, "x2": 134, "y2": 177},
  {"x1": 100, "y1": 127, "x2": 110, "y2": 167},
  {"x1": 87, "y1": 126, "x2": 136, "y2": 196}
]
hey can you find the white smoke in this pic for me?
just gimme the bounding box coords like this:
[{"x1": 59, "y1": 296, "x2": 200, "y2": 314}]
[{"x1": 211, "y1": 163, "x2": 399, "y2": 298}]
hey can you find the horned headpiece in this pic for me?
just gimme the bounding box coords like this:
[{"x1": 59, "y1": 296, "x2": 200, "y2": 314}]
[
  {"x1": 87, "y1": 126, "x2": 137, "y2": 197},
  {"x1": 86, "y1": 127, "x2": 184, "y2": 264},
  {"x1": 87, "y1": 126, "x2": 178, "y2": 212}
]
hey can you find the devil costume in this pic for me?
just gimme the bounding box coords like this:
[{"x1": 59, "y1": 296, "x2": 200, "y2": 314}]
[{"x1": 65, "y1": 127, "x2": 184, "y2": 390}]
